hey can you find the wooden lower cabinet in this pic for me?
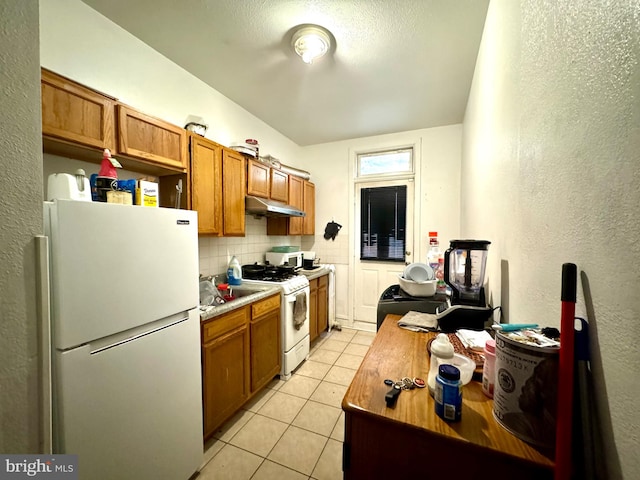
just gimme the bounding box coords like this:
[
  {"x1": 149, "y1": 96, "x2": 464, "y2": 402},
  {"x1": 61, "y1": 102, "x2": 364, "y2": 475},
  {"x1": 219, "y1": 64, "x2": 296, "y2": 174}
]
[
  {"x1": 201, "y1": 307, "x2": 250, "y2": 439},
  {"x1": 201, "y1": 294, "x2": 281, "y2": 439},
  {"x1": 309, "y1": 274, "x2": 329, "y2": 342},
  {"x1": 250, "y1": 295, "x2": 281, "y2": 392},
  {"x1": 317, "y1": 275, "x2": 328, "y2": 334}
]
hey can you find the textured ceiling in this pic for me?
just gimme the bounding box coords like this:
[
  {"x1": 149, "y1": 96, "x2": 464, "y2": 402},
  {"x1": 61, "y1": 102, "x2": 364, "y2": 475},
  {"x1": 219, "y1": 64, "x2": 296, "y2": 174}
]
[{"x1": 82, "y1": 0, "x2": 489, "y2": 146}]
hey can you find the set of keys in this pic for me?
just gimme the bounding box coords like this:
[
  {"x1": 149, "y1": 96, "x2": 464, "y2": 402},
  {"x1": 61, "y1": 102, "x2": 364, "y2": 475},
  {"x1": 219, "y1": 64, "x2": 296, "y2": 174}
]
[{"x1": 384, "y1": 377, "x2": 426, "y2": 407}]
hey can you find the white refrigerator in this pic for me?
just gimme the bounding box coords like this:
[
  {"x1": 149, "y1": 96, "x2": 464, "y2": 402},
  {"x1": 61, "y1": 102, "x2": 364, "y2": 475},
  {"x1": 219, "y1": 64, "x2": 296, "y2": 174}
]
[{"x1": 41, "y1": 200, "x2": 203, "y2": 479}]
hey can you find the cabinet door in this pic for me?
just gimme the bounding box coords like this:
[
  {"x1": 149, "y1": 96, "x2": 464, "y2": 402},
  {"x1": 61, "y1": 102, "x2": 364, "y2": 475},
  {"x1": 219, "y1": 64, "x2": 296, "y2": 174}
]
[
  {"x1": 117, "y1": 104, "x2": 187, "y2": 172},
  {"x1": 222, "y1": 149, "x2": 246, "y2": 236},
  {"x1": 303, "y1": 181, "x2": 316, "y2": 235},
  {"x1": 247, "y1": 159, "x2": 270, "y2": 198},
  {"x1": 288, "y1": 176, "x2": 304, "y2": 235},
  {"x1": 308, "y1": 278, "x2": 319, "y2": 342},
  {"x1": 202, "y1": 324, "x2": 250, "y2": 438},
  {"x1": 250, "y1": 300, "x2": 281, "y2": 392},
  {"x1": 41, "y1": 68, "x2": 115, "y2": 150},
  {"x1": 270, "y1": 170, "x2": 289, "y2": 203},
  {"x1": 317, "y1": 275, "x2": 329, "y2": 335},
  {"x1": 191, "y1": 135, "x2": 222, "y2": 235}
]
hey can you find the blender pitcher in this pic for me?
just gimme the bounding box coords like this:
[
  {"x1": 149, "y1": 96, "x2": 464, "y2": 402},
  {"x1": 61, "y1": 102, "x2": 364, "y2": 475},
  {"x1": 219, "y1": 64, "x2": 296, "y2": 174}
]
[{"x1": 444, "y1": 240, "x2": 491, "y2": 306}]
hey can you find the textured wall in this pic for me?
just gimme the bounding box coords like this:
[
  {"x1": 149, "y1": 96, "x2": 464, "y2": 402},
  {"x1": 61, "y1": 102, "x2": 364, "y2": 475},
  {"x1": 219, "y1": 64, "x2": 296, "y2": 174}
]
[
  {"x1": 0, "y1": 0, "x2": 43, "y2": 453},
  {"x1": 463, "y1": 1, "x2": 639, "y2": 478}
]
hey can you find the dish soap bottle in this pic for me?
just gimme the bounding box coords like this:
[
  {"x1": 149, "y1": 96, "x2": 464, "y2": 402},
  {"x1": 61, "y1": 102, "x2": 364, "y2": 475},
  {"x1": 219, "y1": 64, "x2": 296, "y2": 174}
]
[
  {"x1": 427, "y1": 333, "x2": 454, "y2": 395},
  {"x1": 227, "y1": 256, "x2": 242, "y2": 286}
]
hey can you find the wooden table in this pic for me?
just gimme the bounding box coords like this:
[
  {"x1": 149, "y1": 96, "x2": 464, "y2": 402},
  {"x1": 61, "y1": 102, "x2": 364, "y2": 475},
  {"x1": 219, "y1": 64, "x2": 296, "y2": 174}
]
[{"x1": 341, "y1": 315, "x2": 554, "y2": 479}]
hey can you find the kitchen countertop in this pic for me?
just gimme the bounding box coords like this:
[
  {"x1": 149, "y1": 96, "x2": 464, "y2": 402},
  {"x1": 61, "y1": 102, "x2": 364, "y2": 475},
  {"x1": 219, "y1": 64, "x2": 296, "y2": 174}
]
[
  {"x1": 341, "y1": 314, "x2": 554, "y2": 479},
  {"x1": 199, "y1": 285, "x2": 280, "y2": 322},
  {"x1": 299, "y1": 264, "x2": 332, "y2": 280}
]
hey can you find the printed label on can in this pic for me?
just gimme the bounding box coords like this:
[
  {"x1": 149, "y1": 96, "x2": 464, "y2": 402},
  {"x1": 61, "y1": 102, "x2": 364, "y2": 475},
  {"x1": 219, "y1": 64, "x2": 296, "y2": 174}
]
[{"x1": 492, "y1": 332, "x2": 559, "y2": 448}]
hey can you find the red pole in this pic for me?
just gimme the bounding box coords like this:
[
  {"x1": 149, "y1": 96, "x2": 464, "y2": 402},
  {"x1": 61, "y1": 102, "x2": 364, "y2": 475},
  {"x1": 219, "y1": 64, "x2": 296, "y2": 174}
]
[{"x1": 555, "y1": 263, "x2": 577, "y2": 480}]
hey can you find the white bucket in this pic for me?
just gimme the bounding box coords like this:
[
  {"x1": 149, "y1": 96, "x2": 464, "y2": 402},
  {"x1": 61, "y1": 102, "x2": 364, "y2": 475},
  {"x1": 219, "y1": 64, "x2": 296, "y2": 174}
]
[{"x1": 492, "y1": 331, "x2": 559, "y2": 448}]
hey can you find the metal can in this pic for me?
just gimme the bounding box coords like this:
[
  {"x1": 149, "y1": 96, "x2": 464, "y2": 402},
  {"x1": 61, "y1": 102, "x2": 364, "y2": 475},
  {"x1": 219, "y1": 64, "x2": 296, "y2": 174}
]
[{"x1": 434, "y1": 364, "x2": 462, "y2": 422}]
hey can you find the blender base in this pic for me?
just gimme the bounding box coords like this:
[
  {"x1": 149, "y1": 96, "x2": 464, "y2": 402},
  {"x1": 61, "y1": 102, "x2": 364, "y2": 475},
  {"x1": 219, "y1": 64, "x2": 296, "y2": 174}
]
[{"x1": 435, "y1": 303, "x2": 493, "y2": 332}]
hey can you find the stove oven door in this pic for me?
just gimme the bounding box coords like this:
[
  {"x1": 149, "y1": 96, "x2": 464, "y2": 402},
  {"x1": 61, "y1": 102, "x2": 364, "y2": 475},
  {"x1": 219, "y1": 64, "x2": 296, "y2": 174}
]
[{"x1": 281, "y1": 286, "x2": 310, "y2": 378}]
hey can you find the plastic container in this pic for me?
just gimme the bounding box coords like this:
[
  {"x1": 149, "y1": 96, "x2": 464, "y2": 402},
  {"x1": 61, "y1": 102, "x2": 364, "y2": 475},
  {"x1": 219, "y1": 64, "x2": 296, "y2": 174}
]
[
  {"x1": 403, "y1": 262, "x2": 434, "y2": 282},
  {"x1": 482, "y1": 339, "x2": 496, "y2": 398},
  {"x1": 398, "y1": 275, "x2": 437, "y2": 297},
  {"x1": 427, "y1": 232, "x2": 441, "y2": 270},
  {"x1": 271, "y1": 246, "x2": 300, "y2": 253},
  {"x1": 427, "y1": 232, "x2": 446, "y2": 293},
  {"x1": 436, "y1": 257, "x2": 447, "y2": 294},
  {"x1": 427, "y1": 333, "x2": 454, "y2": 394},
  {"x1": 449, "y1": 353, "x2": 476, "y2": 386},
  {"x1": 227, "y1": 256, "x2": 242, "y2": 286},
  {"x1": 434, "y1": 364, "x2": 462, "y2": 422}
]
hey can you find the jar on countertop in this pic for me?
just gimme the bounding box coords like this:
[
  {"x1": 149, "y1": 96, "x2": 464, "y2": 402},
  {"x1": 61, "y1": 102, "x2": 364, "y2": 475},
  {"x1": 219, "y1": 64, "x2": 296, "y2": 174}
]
[{"x1": 435, "y1": 364, "x2": 462, "y2": 422}]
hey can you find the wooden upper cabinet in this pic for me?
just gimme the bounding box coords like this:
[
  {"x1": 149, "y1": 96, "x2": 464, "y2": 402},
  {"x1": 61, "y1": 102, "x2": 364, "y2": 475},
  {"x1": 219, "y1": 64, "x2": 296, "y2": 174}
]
[
  {"x1": 247, "y1": 159, "x2": 270, "y2": 198},
  {"x1": 116, "y1": 104, "x2": 187, "y2": 172},
  {"x1": 288, "y1": 176, "x2": 304, "y2": 235},
  {"x1": 303, "y1": 181, "x2": 316, "y2": 235},
  {"x1": 266, "y1": 176, "x2": 313, "y2": 236},
  {"x1": 270, "y1": 169, "x2": 289, "y2": 203},
  {"x1": 191, "y1": 135, "x2": 223, "y2": 235},
  {"x1": 222, "y1": 148, "x2": 246, "y2": 236},
  {"x1": 41, "y1": 68, "x2": 115, "y2": 151}
]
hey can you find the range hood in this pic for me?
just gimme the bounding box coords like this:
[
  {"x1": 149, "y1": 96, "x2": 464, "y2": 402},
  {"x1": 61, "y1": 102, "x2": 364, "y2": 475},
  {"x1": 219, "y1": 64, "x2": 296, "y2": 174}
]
[{"x1": 245, "y1": 195, "x2": 305, "y2": 218}]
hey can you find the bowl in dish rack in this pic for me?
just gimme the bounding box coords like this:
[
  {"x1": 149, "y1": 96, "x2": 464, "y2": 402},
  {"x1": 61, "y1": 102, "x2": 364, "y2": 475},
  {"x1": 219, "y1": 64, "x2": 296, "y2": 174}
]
[
  {"x1": 398, "y1": 275, "x2": 437, "y2": 297},
  {"x1": 403, "y1": 262, "x2": 434, "y2": 282}
]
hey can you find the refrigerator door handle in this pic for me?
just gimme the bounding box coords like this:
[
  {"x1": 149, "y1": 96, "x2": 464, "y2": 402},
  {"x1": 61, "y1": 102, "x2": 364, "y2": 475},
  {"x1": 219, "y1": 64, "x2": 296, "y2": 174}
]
[{"x1": 90, "y1": 313, "x2": 190, "y2": 355}]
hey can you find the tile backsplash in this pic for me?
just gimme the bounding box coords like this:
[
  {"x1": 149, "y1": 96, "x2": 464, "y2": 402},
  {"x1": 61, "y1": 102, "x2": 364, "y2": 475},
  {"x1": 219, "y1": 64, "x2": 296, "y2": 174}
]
[{"x1": 198, "y1": 215, "x2": 349, "y2": 276}]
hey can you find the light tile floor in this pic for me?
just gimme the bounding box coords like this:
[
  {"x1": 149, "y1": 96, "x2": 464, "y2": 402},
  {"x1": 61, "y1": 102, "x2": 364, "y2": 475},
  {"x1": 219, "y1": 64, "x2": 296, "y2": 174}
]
[{"x1": 198, "y1": 327, "x2": 375, "y2": 480}]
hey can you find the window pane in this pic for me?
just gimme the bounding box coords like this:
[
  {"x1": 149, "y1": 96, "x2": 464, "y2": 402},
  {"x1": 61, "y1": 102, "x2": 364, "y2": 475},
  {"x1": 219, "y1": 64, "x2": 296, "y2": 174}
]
[
  {"x1": 360, "y1": 186, "x2": 406, "y2": 262},
  {"x1": 358, "y1": 149, "x2": 412, "y2": 176}
]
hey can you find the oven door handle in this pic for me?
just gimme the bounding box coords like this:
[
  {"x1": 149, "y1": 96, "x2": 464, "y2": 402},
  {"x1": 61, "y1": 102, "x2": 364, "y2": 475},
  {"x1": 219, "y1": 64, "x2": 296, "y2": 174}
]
[{"x1": 287, "y1": 289, "x2": 309, "y2": 303}]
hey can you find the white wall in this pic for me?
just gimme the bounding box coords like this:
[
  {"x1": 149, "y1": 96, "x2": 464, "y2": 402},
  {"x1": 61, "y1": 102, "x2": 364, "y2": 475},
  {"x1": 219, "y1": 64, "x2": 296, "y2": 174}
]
[
  {"x1": 300, "y1": 125, "x2": 462, "y2": 324},
  {"x1": 0, "y1": 0, "x2": 42, "y2": 453},
  {"x1": 39, "y1": 0, "x2": 307, "y2": 275},
  {"x1": 464, "y1": 1, "x2": 639, "y2": 478}
]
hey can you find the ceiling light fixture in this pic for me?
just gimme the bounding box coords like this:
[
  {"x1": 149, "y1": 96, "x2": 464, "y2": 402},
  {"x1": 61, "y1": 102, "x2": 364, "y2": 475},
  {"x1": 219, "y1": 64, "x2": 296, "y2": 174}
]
[{"x1": 292, "y1": 25, "x2": 331, "y2": 64}]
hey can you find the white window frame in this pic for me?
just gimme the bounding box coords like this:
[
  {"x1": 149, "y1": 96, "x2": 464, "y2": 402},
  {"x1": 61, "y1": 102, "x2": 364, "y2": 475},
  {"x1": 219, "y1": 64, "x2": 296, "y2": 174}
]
[{"x1": 356, "y1": 147, "x2": 414, "y2": 180}]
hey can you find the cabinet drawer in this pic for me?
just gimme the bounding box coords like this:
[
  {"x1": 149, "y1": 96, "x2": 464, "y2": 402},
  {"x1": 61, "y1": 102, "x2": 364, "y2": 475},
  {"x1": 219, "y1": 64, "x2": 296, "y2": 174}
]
[
  {"x1": 319, "y1": 275, "x2": 328, "y2": 288},
  {"x1": 202, "y1": 307, "x2": 249, "y2": 344},
  {"x1": 251, "y1": 294, "x2": 280, "y2": 319}
]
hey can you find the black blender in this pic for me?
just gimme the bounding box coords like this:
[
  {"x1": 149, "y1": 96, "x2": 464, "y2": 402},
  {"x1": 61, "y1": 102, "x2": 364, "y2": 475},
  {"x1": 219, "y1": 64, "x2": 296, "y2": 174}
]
[{"x1": 436, "y1": 240, "x2": 493, "y2": 332}]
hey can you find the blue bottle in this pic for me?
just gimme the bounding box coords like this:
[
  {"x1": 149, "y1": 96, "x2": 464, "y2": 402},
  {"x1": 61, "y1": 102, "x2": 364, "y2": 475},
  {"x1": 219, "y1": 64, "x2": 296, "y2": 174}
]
[
  {"x1": 227, "y1": 256, "x2": 242, "y2": 286},
  {"x1": 434, "y1": 364, "x2": 462, "y2": 422}
]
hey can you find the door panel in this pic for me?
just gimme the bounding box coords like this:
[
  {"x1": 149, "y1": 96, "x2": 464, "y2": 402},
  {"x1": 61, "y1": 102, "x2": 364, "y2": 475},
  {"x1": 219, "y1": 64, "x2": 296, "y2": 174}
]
[{"x1": 354, "y1": 179, "x2": 414, "y2": 324}]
